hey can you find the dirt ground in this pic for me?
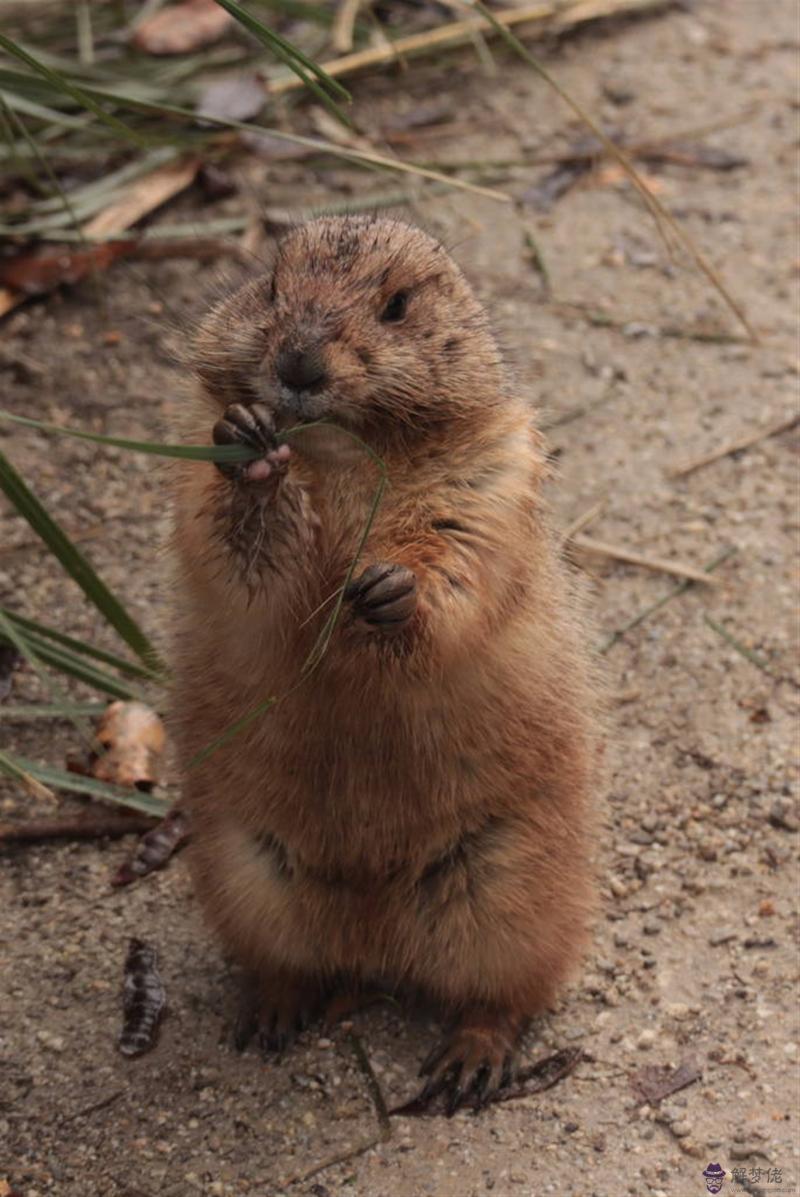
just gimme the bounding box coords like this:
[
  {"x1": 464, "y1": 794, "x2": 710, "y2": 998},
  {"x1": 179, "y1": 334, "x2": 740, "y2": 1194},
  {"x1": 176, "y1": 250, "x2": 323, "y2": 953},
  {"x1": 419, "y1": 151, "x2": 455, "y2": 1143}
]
[{"x1": 2, "y1": 2, "x2": 799, "y2": 1195}]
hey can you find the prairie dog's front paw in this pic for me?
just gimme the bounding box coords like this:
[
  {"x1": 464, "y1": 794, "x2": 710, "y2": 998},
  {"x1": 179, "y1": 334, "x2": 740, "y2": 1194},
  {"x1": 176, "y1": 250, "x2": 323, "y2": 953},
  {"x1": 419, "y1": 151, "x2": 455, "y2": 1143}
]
[
  {"x1": 212, "y1": 402, "x2": 290, "y2": 483},
  {"x1": 346, "y1": 562, "x2": 417, "y2": 632}
]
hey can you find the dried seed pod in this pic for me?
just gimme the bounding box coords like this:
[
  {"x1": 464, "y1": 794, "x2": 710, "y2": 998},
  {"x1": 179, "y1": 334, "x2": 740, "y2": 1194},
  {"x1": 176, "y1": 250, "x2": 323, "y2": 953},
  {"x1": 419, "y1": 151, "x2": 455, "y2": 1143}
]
[
  {"x1": 118, "y1": 938, "x2": 166, "y2": 1058},
  {"x1": 112, "y1": 807, "x2": 190, "y2": 887}
]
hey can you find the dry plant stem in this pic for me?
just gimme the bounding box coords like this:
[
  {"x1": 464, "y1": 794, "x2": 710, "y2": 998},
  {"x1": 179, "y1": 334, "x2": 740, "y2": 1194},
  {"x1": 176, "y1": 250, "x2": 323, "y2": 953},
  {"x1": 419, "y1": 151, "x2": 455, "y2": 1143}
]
[
  {"x1": 266, "y1": 0, "x2": 662, "y2": 95},
  {"x1": 667, "y1": 413, "x2": 799, "y2": 479},
  {"x1": 599, "y1": 546, "x2": 736, "y2": 654},
  {"x1": 348, "y1": 1030, "x2": 393, "y2": 1139},
  {"x1": 332, "y1": 0, "x2": 365, "y2": 53},
  {"x1": 0, "y1": 813, "x2": 157, "y2": 844},
  {"x1": 82, "y1": 156, "x2": 200, "y2": 239},
  {"x1": 275, "y1": 1134, "x2": 383, "y2": 1191},
  {"x1": 560, "y1": 498, "x2": 607, "y2": 545},
  {"x1": 572, "y1": 535, "x2": 719, "y2": 585},
  {"x1": 473, "y1": 0, "x2": 756, "y2": 342},
  {"x1": 703, "y1": 614, "x2": 785, "y2": 683}
]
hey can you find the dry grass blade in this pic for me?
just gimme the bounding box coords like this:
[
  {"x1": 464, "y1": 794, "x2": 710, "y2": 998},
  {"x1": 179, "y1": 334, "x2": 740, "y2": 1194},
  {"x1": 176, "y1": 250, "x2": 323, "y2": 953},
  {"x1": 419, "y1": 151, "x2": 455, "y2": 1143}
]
[
  {"x1": 1, "y1": 753, "x2": 170, "y2": 816},
  {"x1": 82, "y1": 155, "x2": 201, "y2": 238},
  {"x1": 0, "y1": 32, "x2": 146, "y2": 145},
  {"x1": 470, "y1": 0, "x2": 757, "y2": 342},
  {"x1": 667, "y1": 413, "x2": 799, "y2": 479},
  {"x1": 266, "y1": 0, "x2": 659, "y2": 94},
  {"x1": 572, "y1": 535, "x2": 719, "y2": 584},
  {"x1": 599, "y1": 546, "x2": 736, "y2": 654},
  {"x1": 0, "y1": 748, "x2": 55, "y2": 801},
  {"x1": 560, "y1": 498, "x2": 606, "y2": 544},
  {"x1": 331, "y1": 0, "x2": 364, "y2": 53}
]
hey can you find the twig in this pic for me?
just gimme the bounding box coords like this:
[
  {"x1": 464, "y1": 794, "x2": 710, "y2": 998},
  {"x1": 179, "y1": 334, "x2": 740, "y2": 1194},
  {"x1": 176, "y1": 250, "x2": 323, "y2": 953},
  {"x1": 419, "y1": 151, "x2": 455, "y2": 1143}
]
[
  {"x1": 598, "y1": 546, "x2": 736, "y2": 654},
  {"x1": 560, "y1": 498, "x2": 607, "y2": 544},
  {"x1": 703, "y1": 614, "x2": 789, "y2": 683},
  {"x1": 473, "y1": 0, "x2": 756, "y2": 342},
  {"x1": 0, "y1": 813, "x2": 157, "y2": 844},
  {"x1": 331, "y1": 0, "x2": 365, "y2": 53},
  {"x1": 667, "y1": 413, "x2": 799, "y2": 479},
  {"x1": 522, "y1": 226, "x2": 550, "y2": 293},
  {"x1": 572, "y1": 535, "x2": 719, "y2": 585},
  {"x1": 60, "y1": 1089, "x2": 124, "y2": 1123},
  {"x1": 348, "y1": 1029, "x2": 392, "y2": 1139},
  {"x1": 266, "y1": 0, "x2": 667, "y2": 95},
  {"x1": 275, "y1": 1134, "x2": 383, "y2": 1190}
]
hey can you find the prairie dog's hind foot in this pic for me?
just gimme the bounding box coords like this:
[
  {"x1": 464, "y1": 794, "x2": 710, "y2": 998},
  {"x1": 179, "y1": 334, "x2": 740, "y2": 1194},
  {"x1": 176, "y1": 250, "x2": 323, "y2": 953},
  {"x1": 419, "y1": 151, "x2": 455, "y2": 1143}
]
[
  {"x1": 213, "y1": 402, "x2": 291, "y2": 484},
  {"x1": 414, "y1": 1006, "x2": 527, "y2": 1116},
  {"x1": 233, "y1": 968, "x2": 328, "y2": 1055}
]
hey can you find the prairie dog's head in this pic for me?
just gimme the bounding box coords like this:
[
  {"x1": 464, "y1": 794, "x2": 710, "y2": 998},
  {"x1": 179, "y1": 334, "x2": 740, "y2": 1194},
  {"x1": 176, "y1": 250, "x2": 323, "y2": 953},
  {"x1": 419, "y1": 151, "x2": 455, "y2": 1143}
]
[{"x1": 192, "y1": 216, "x2": 506, "y2": 440}]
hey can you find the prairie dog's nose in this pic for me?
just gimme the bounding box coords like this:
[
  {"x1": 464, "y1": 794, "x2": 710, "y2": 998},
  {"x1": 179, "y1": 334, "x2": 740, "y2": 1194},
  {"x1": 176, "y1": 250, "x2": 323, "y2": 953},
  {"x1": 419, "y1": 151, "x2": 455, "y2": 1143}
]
[{"x1": 276, "y1": 343, "x2": 327, "y2": 391}]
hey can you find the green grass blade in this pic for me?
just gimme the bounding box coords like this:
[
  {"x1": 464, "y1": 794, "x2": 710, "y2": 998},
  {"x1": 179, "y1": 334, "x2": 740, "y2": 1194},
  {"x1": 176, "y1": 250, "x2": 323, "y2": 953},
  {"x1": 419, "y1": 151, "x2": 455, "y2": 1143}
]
[
  {"x1": 0, "y1": 448, "x2": 164, "y2": 673},
  {"x1": 0, "y1": 702, "x2": 107, "y2": 721},
  {"x1": 1, "y1": 607, "x2": 159, "y2": 680},
  {"x1": 0, "y1": 411, "x2": 258, "y2": 463},
  {"x1": 0, "y1": 628, "x2": 146, "y2": 700},
  {"x1": 214, "y1": 0, "x2": 350, "y2": 101},
  {"x1": 0, "y1": 88, "x2": 90, "y2": 129},
  {"x1": 0, "y1": 606, "x2": 97, "y2": 744},
  {"x1": 0, "y1": 32, "x2": 147, "y2": 145},
  {"x1": 2, "y1": 752, "x2": 170, "y2": 816}
]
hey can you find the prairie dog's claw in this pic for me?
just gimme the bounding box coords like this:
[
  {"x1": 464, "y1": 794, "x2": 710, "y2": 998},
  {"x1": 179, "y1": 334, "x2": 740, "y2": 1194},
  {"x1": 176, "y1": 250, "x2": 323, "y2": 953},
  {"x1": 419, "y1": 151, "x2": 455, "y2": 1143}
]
[
  {"x1": 213, "y1": 402, "x2": 289, "y2": 482},
  {"x1": 346, "y1": 562, "x2": 417, "y2": 632}
]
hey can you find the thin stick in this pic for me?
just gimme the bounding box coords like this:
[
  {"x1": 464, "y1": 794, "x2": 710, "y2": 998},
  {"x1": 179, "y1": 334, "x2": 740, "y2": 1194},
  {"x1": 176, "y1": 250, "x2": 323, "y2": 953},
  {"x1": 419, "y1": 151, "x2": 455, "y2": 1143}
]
[
  {"x1": 667, "y1": 413, "x2": 799, "y2": 479},
  {"x1": 560, "y1": 498, "x2": 607, "y2": 545},
  {"x1": 332, "y1": 0, "x2": 365, "y2": 53},
  {"x1": 572, "y1": 535, "x2": 719, "y2": 585},
  {"x1": 348, "y1": 1030, "x2": 392, "y2": 1139},
  {"x1": 703, "y1": 614, "x2": 785, "y2": 682},
  {"x1": 472, "y1": 0, "x2": 757, "y2": 342},
  {"x1": 266, "y1": 0, "x2": 662, "y2": 95},
  {"x1": 0, "y1": 813, "x2": 156, "y2": 844},
  {"x1": 275, "y1": 1134, "x2": 383, "y2": 1190},
  {"x1": 598, "y1": 546, "x2": 736, "y2": 654}
]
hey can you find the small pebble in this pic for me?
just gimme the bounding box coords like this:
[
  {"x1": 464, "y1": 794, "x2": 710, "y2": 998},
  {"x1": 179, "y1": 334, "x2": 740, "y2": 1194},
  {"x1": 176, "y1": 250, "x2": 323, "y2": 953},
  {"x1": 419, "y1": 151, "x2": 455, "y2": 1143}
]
[{"x1": 636, "y1": 1029, "x2": 656, "y2": 1050}]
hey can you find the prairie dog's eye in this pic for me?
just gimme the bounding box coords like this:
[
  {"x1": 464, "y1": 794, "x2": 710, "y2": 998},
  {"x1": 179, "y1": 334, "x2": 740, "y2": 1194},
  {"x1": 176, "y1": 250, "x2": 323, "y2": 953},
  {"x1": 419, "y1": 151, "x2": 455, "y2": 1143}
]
[{"x1": 381, "y1": 291, "x2": 408, "y2": 323}]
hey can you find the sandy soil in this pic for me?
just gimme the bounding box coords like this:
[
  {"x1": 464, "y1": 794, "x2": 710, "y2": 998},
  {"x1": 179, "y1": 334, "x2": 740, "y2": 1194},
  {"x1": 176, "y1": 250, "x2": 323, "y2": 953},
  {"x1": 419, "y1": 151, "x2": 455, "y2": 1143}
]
[{"x1": 1, "y1": 2, "x2": 799, "y2": 1195}]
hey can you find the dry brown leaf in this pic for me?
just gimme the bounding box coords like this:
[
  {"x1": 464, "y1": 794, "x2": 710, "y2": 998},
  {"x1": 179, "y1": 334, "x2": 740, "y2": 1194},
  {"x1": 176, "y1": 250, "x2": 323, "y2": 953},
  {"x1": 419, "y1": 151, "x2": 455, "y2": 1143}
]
[
  {"x1": 590, "y1": 163, "x2": 667, "y2": 192},
  {"x1": 0, "y1": 242, "x2": 137, "y2": 295},
  {"x1": 83, "y1": 156, "x2": 200, "y2": 239},
  {"x1": 90, "y1": 701, "x2": 166, "y2": 792},
  {"x1": 133, "y1": 0, "x2": 233, "y2": 55}
]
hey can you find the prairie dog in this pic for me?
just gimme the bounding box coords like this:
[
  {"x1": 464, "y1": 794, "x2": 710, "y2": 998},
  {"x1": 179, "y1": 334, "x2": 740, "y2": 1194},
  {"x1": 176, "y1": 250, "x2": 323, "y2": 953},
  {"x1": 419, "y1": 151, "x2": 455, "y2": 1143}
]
[{"x1": 170, "y1": 216, "x2": 598, "y2": 1111}]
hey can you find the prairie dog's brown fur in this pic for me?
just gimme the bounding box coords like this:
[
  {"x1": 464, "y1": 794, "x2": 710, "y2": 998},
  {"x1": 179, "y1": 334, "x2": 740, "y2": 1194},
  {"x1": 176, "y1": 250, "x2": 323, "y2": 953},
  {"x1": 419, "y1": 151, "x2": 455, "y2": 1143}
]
[{"x1": 170, "y1": 216, "x2": 598, "y2": 1109}]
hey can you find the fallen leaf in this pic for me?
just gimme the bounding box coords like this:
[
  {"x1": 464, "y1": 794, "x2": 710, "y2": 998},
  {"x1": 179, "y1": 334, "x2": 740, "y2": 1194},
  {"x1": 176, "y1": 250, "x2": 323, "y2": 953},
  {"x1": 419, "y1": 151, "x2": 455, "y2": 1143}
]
[
  {"x1": 119, "y1": 938, "x2": 166, "y2": 1057},
  {"x1": 197, "y1": 73, "x2": 265, "y2": 123},
  {"x1": 83, "y1": 156, "x2": 200, "y2": 239},
  {"x1": 0, "y1": 243, "x2": 136, "y2": 295},
  {"x1": 112, "y1": 806, "x2": 190, "y2": 887},
  {"x1": 90, "y1": 700, "x2": 166, "y2": 792},
  {"x1": 630, "y1": 1060, "x2": 702, "y2": 1105},
  {"x1": 133, "y1": 0, "x2": 233, "y2": 55}
]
